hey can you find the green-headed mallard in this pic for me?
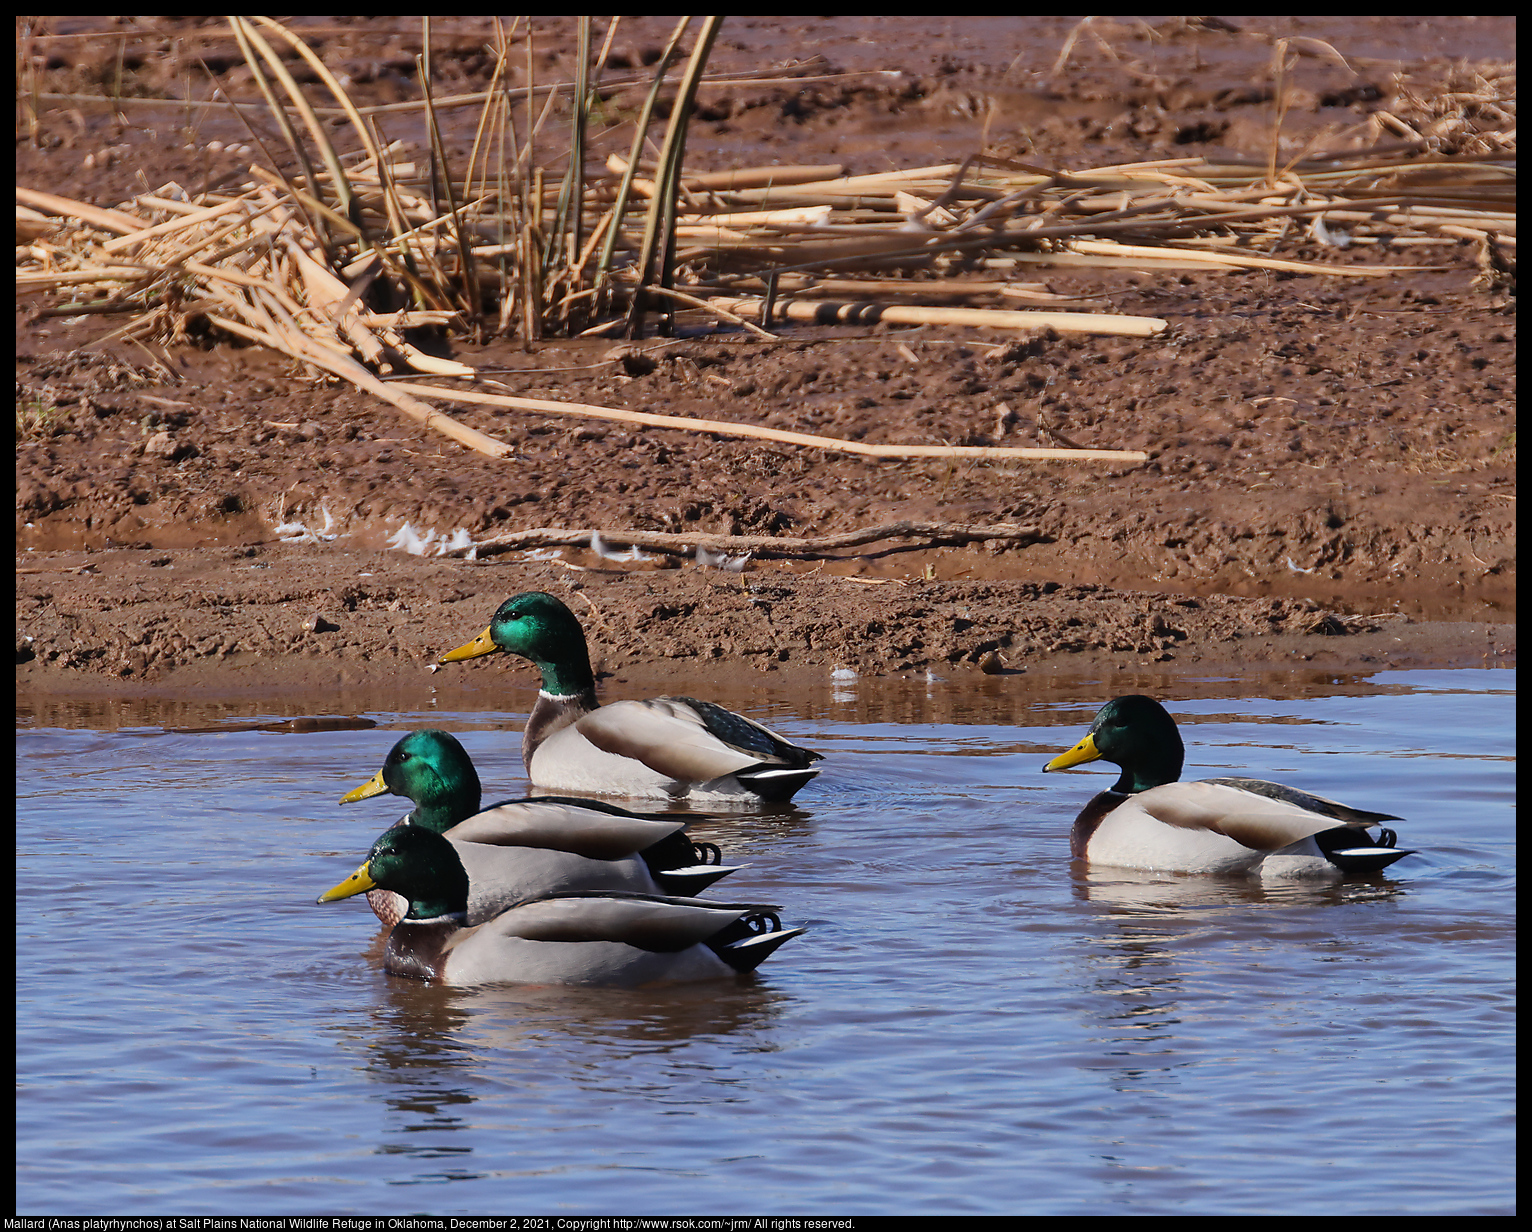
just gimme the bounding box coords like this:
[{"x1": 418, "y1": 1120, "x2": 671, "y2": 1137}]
[
  {"x1": 318, "y1": 824, "x2": 804, "y2": 987},
  {"x1": 340, "y1": 729, "x2": 739, "y2": 928},
  {"x1": 1043, "y1": 695, "x2": 1414, "y2": 878},
  {"x1": 438, "y1": 592, "x2": 822, "y2": 801}
]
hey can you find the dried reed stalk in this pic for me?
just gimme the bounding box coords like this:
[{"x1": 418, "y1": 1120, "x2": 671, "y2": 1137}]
[
  {"x1": 608, "y1": 156, "x2": 848, "y2": 195},
  {"x1": 595, "y1": 16, "x2": 692, "y2": 285},
  {"x1": 626, "y1": 15, "x2": 725, "y2": 338},
  {"x1": 16, "y1": 187, "x2": 146, "y2": 235},
  {"x1": 208, "y1": 307, "x2": 509, "y2": 458},
  {"x1": 705, "y1": 295, "x2": 1168, "y2": 337},
  {"x1": 385, "y1": 382, "x2": 1148, "y2": 463}
]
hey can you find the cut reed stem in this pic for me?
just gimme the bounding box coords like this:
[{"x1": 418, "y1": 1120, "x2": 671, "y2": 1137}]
[{"x1": 385, "y1": 382, "x2": 1148, "y2": 463}]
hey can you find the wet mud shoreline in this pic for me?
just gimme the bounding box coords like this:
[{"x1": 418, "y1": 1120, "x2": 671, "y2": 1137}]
[{"x1": 15, "y1": 543, "x2": 1513, "y2": 705}]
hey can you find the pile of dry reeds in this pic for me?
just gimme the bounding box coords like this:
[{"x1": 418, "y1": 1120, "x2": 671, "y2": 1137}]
[{"x1": 15, "y1": 17, "x2": 1516, "y2": 465}]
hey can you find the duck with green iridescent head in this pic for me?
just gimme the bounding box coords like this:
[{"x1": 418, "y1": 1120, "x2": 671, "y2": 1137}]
[
  {"x1": 318, "y1": 824, "x2": 804, "y2": 988},
  {"x1": 339, "y1": 729, "x2": 740, "y2": 928},
  {"x1": 438, "y1": 592, "x2": 822, "y2": 801},
  {"x1": 1043, "y1": 695, "x2": 1414, "y2": 878}
]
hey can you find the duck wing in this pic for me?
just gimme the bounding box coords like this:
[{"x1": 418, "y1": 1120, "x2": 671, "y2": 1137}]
[
  {"x1": 480, "y1": 891, "x2": 786, "y2": 952},
  {"x1": 448, "y1": 840, "x2": 663, "y2": 923},
  {"x1": 437, "y1": 896, "x2": 803, "y2": 986},
  {"x1": 1133, "y1": 779, "x2": 1395, "y2": 853},
  {"x1": 1202, "y1": 777, "x2": 1403, "y2": 825},
  {"x1": 445, "y1": 796, "x2": 689, "y2": 859},
  {"x1": 574, "y1": 697, "x2": 821, "y2": 785}
]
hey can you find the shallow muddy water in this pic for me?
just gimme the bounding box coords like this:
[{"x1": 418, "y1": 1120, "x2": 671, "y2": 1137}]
[{"x1": 16, "y1": 667, "x2": 1514, "y2": 1215}]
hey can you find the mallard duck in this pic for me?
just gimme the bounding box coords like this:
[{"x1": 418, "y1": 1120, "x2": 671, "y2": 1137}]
[
  {"x1": 340, "y1": 729, "x2": 740, "y2": 928},
  {"x1": 438, "y1": 591, "x2": 823, "y2": 801},
  {"x1": 1042, "y1": 695, "x2": 1414, "y2": 878},
  {"x1": 318, "y1": 825, "x2": 804, "y2": 987}
]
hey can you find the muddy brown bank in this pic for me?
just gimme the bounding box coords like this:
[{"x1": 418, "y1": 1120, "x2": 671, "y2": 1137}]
[{"x1": 15, "y1": 17, "x2": 1515, "y2": 703}]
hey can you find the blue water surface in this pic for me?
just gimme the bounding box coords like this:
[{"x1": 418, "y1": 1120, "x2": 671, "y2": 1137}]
[{"x1": 16, "y1": 667, "x2": 1515, "y2": 1215}]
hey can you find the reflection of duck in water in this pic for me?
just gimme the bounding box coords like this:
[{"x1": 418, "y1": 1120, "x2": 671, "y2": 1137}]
[
  {"x1": 438, "y1": 591, "x2": 822, "y2": 801},
  {"x1": 1044, "y1": 695, "x2": 1414, "y2": 878},
  {"x1": 318, "y1": 825, "x2": 804, "y2": 987},
  {"x1": 340, "y1": 729, "x2": 739, "y2": 928}
]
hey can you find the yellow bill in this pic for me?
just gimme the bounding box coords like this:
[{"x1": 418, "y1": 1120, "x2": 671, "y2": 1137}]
[
  {"x1": 317, "y1": 860, "x2": 378, "y2": 904},
  {"x1": 1044, "y1": 733, "x2": 1102, "y2": 772},
  {"x1": 438, "y1": 626, "x2": 499, "y2": 664},
  {"x1": 339, "y1": 769, "x2": 389, "y2": 805}
]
